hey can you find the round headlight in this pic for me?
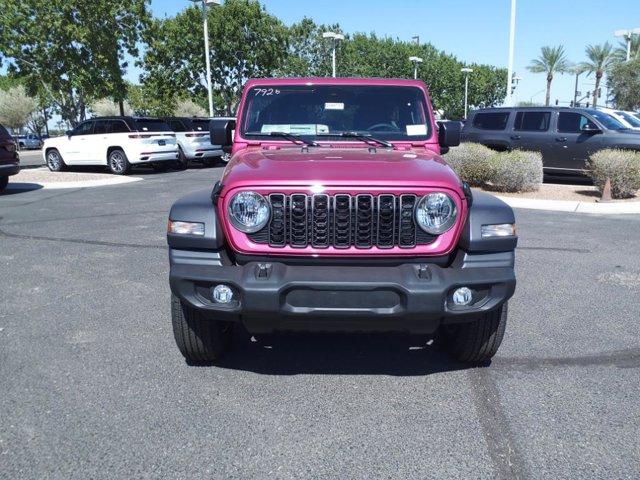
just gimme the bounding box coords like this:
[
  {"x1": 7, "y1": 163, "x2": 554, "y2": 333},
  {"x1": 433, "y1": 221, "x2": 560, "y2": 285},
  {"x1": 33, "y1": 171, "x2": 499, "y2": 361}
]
[
  {"x1": 228, "y1": 191, "x2": 270, "y2": 233},
  {"x1": 415, "y1": 193, "x2": 457, "y2": 235}
]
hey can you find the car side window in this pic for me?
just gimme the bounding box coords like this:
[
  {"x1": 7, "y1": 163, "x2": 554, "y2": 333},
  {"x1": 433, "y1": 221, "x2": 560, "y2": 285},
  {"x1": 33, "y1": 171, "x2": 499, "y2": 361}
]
[
  {"x1": 472, "y1": 112, "x2": 510, "y2": 130},
  {"x1": 74, "y1": 121, "x2": 94, "y2": 135},
  {"x1": 109, "y1": 120, "x2": 130, "y2": 133},
  {"x1": 557, "y1": 113, "x2": 595, "y2": 133},
  {"x1": 170, "y1": 120, "x2": 186, "y2": 132},
  {"x1": 93, "y1": 120, "x2": 109, "y2": 135},
  {"x1": 514, "y1": 111, "x2": 551, "y2": 131}
]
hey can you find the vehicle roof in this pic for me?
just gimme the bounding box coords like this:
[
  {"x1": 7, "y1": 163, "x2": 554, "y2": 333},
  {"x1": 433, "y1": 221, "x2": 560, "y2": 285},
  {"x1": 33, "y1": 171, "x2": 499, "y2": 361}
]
[
  {"x1": 471, "y1": 106, "x2": 609, "y2": 115},
  {"x1": 162, "y1": 116, "x2": 211, "y2": 121},
  {"x1": 88, "y1": 116, "x2": 168, "y2": 121},
  {"x1": 244, "y1": 77, "x2": 428, "y2": 88}
]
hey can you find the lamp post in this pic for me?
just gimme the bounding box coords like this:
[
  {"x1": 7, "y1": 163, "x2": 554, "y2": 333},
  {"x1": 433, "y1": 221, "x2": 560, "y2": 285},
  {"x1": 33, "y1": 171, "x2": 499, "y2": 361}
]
[
  {"x1": 409, "y1": 56, "x2": 423, "y2": 80},
  {"x1": 505, "y1": 0, "x2": 517, "y2": 106},
  {"x1": 461, "y1": 67, "x2": 473, "y2": 118},
  {"x1": 322, "y1": 32, "x2": 345, "y2": 77},
  {"x1": 614, "y1": 28, "x2": 640, "y2": 61},
  {"x1": 190, "y1": 0, "x2": 221, "y2": 117}
]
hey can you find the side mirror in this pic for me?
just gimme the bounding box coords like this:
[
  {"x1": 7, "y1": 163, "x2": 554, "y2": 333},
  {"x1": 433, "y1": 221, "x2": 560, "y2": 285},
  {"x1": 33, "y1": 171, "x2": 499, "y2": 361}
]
[
  {"x1": 581, "y1": 123, "x2": 601, "y2": 134},
  {"x1": 210, "y1": 119, "x2": 236, "y2": 147},
  {"x1": 438, "y1": 120, "x2": 462, "y2": 149}
]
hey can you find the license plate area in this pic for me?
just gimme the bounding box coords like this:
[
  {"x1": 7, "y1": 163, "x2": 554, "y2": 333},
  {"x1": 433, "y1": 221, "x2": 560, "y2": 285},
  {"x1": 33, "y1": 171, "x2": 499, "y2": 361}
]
[
  {"x1": 158, "y1": 139, "x2": 166, "y2": 146},
  {"x1": 284, "y1": 288, "x2": 401, "y2": 314}
]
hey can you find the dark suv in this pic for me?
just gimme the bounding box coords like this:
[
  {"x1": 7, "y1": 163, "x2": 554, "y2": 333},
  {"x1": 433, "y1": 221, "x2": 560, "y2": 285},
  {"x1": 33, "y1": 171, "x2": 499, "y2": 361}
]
[
  {"x1": 462, "y1": 107, "x2": 640, "y2": 174},
  {"x1": 0, "y1": 123, "x2": 20, "y2": 193}
]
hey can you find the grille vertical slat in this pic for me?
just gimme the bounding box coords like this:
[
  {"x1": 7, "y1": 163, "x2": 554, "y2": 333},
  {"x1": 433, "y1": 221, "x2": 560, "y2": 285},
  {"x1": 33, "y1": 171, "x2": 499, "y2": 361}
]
[{"x1": 248, "y1": 193, "x2": 436, "y2": 249}]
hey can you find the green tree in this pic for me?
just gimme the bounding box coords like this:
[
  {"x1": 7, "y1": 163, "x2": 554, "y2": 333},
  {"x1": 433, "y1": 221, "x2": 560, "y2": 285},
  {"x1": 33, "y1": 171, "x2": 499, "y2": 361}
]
[
  {"x1": 140, "y1": 0, "x2": 289, "y2": 115},
  {"x1": 607, "y1": 59, "x2": 640, "y2": 110},
  {"x1": 527, "y1": 46, "x2": 571, "y2": 106},
  {"x1": 1, "y1": 0, "x2": 150, "y2": 125},
  {"x1": 614, "y1": 36, "x2": 640, "y2": 62},
  {"x1": 580, "y1": 42, "x2": 616, "y2": 108},
  {"x1": 278, "y1": 18, "x2": 339, "y2": 77},
  {"x1": 0, "y1": 86, "x2": 38, "y2": 133}
]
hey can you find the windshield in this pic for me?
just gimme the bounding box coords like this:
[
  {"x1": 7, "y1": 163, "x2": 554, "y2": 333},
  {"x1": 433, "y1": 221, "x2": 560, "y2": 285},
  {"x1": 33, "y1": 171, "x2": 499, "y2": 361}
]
[
  {"x1": 240, "y1": 85, "x2": 431, "y2": 141},
  {"x1": 588, "y1": 110, "x2": 627, "y2": 130},
  {"x1": 617, "y1": 111, "x2": 640, "y2": 128}
]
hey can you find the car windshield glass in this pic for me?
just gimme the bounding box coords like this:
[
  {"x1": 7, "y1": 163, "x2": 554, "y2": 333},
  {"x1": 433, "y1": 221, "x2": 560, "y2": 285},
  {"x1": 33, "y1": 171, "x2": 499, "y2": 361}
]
[
  {"x1": 617, "y1": 111, "x2": 640, "y2": 128},
  {"x1": 588, "y1": 111, "x2": 627, "y2": 130},
  {"x1": 134, "y1": 119, "x2": 172, "y2": 132},
  {"x1": 190, "y1": 120, "x2": 211, "y2": 132},
  {"x1": 240, "y1": 85, "x2": 431, "y2": 141}
]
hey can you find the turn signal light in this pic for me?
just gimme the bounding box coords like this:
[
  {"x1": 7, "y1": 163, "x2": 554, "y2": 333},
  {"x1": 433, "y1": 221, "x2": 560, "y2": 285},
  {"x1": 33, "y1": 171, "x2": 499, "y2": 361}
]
[
  {"x1": 167, "y1": 220, "x2": 205, "y2": 236},
  {"x1": 481, "y1": 223, "x2": 516, "y2": 238}
]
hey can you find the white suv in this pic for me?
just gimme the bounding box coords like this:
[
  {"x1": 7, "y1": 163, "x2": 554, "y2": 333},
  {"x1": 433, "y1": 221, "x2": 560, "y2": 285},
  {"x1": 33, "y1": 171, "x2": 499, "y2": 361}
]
[
  {"x1": 597, "y1": 107, "x2": 640, "y2": 131},
  {"x1": 163, "y1": 117, "x2": 223, "y2": 168},
  {"x1": 43, "y1": 117, "x2": 179, "y2": 175}
]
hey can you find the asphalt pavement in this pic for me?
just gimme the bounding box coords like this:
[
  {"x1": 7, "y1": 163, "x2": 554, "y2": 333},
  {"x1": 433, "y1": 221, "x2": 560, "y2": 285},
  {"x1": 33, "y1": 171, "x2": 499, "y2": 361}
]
[
  {"x1": 1, "y1": 167, "x2": 639, "y2": 479},
  {"x1": 17, "y1": 149, "x2": 44, "y2": 168}
]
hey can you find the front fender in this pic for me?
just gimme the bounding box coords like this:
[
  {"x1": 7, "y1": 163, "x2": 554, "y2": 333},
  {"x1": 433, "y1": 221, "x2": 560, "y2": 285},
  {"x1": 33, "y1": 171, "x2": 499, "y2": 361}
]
[
  {"x1": 459, "y1": 191, "x2": 517, "y2": 253},
  {"x1": 167, "y1": 189, "x2": 225, "y2": 250}
]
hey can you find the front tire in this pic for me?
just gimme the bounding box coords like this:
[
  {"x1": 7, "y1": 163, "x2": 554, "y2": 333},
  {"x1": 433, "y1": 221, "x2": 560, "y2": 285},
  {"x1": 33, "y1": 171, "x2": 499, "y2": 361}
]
[
  {"x1": 0, "y1": 176, "x2": 8, "y2": 193},
  {"x1": 440, "y1": 303, "x2": 508, "y2": 365},
  {"x1": 46, "y1": 148, "x2": 66, "y2": 172},
  {"x1": 108, "y1": 149, "x2": 131, "y2": 175},
  {"x1": 171, "y1": 294, "x2": 233, "y2": 364}
]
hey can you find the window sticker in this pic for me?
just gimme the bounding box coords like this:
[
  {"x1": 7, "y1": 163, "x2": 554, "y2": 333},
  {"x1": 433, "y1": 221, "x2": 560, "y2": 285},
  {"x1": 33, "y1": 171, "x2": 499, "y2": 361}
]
[
  {"x1": 324, "y1": 102, "x2": 345, "y2": 110},
  {"x1": 261, "y1": 124, "x2": 329, "y2": 134},
  {"x1": 406, "y1": 124, "x2": 427, "y2": 136}
]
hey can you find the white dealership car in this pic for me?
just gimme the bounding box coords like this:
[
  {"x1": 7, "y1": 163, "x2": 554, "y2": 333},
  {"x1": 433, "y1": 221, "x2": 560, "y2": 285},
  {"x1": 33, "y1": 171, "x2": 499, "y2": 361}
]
[
  {"x1": 597, "y1": 107, "x2": 640, "y2": 131},
  {"x1": 162, "y1": 117, "x2": 223, "y2": 168},
  {"x1": 43, "y1": 117, "x2": 179, "y2": 175}
]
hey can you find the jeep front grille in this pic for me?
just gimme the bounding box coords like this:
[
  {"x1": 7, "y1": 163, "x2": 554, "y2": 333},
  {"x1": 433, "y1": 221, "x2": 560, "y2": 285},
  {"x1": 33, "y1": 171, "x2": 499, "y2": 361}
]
[{"x1": 248, "y1": 193, "x2": 436, "y2": 249}]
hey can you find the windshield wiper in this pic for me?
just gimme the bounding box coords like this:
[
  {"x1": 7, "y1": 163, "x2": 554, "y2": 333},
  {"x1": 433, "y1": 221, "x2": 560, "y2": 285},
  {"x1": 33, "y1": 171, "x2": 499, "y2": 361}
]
[
  {"x1": 317, "y1": 131, "x2": 394, "y2": 149},
  {"x1": 244, "y1": 131, "x2": 320, "y2": 147}
]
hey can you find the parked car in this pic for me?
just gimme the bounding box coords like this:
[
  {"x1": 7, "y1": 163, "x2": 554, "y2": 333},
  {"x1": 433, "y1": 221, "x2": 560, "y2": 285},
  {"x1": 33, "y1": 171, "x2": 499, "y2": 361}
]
[
  {"x1": 463, "y1": 107, "x2": 640, "y2": 174},
  {"x1": 597, "y1": 107, "x2": 640, "y2": 130},
  {"x1": 162, "y1": 117, "x2": 223, "y2": 168},
  {"x1": 0, "y1": 123, "x2": 20, "y2": 193},
  {"x1": 42, "y1": 117, "x2": 178, "y2": 175},
  {"x1": 15, "y1": 134, "x2": 43, "y2": 150},
  {"x1": 166, "y1": 77, "x2": 517, "y2": 366}
]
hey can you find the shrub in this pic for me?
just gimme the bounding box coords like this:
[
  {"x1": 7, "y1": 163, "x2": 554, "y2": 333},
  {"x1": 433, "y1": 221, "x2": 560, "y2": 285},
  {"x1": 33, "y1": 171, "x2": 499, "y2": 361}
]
[
  {"x1": 587, "y1": 149, "x2": 640, "y2": 199},
  {"x1": 444, "y1": 142, "x2": 495, "y2": 187},
  {"x1": 485, "y1": 150, "x2": 543, "y2": 193}
]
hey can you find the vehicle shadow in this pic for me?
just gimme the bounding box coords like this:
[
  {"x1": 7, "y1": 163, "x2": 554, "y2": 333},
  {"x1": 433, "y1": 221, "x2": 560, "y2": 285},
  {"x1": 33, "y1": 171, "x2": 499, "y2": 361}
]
[
  {"x1": 209, "y1": 329, "x2": 475, "y2": 376},
  {"x1": 1, "y1": 182, "x2": 44, "y2": 195}
]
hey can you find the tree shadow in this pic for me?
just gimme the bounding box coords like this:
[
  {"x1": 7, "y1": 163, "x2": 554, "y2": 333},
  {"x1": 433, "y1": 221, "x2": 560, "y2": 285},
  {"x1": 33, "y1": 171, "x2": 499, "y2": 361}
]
[{"x1": 206, "y1": 329, "x2": 475, "y2": 376}]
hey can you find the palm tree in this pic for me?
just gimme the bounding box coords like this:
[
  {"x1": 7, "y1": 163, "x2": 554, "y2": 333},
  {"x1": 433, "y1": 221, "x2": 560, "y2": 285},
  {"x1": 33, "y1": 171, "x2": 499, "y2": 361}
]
[
  {"x1": 527, "y1": 46, "x2": 571, "y2": 106},
  {"x1": 580, "y1": 42, "x2": 616, "y2": 108}
]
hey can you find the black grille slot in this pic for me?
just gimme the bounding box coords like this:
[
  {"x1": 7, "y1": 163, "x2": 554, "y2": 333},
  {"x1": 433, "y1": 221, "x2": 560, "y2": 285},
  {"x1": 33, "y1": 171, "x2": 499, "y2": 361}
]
[
  {"x1": 377, "y1": 195, "x2": 395, "y2": 248},
  {"x1": 248, "y1": 193, "x2": 437, "y2": 249},
  {"x1": 355, "y1": 195, "x2": 374, "y2": 248},
  {"x1": 399, "y1": 195, "x2": 417, "y2": 247},
  {"x1": 334, "y1": 195, "x2": 351, "y2": 248},
  {"x1": 268, "y1": 194, "x2": 286, "y2": 246},
  {"x1": 290, "y1": 194, "x2": 308, "y2": 247},
  {"x1": 312, "y1": 194, "x2": 330, "y2": 248}
]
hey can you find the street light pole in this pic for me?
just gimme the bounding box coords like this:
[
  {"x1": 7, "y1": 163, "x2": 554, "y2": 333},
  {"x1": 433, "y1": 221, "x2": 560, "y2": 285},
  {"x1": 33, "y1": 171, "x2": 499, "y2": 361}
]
[
  {"x1": 505, "y1": 0, "x2": 517, "y2": 106},
  {"x1": 461, "y1": 68, "x2": 473, "y2": 118},
  {"x1": 614, "y1": 28, "x2": 640, "y2": 61},
  {"x1": 409, "y1": 56, "x2": 423, "y2": 80},
  {"x1": 191, "y1": 0, "x2": 221, "y2": 117},
  {"x1": 323, "y1": 32, "x2": 344, "y2": 77}
]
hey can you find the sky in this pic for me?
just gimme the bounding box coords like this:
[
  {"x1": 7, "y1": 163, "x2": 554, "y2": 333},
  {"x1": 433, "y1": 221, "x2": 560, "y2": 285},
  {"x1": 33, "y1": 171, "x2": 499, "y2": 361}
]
[{"x1": 148, "y1": 0, "x2": 640, "y2": 106}]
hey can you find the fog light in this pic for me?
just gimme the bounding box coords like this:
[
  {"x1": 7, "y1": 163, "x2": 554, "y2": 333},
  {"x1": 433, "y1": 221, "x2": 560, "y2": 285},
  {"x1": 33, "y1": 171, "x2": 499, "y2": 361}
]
[
  {"x1": 452, "y1": 287, "x2": 473, "y2": 306},
  {"x1": 212, "y1": 284, "x2": 233, "y2": 303}
]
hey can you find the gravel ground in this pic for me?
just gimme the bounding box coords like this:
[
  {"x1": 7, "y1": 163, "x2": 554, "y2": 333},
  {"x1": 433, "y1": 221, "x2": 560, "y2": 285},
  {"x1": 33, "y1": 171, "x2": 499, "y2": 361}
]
[
  {"x1": 1, "y1": 167, "x2": 639, "y2": 479},
  {"x1": 479, "y1": 183, "x2": 640, "y2": 203}
]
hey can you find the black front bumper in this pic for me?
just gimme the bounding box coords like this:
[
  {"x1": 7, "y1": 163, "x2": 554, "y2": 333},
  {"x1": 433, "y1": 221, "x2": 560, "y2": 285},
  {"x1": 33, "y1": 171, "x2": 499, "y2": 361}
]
[
  {"x1": 0, "y1": 162, "x2": 20, "y2": 177},
  {"x1": 169, "y1": 249, "x2": 516, "y2": 334}
]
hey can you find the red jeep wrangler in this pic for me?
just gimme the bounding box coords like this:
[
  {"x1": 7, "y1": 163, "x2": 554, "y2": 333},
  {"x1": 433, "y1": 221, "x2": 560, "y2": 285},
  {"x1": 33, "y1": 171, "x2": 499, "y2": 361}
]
[{"x1": 167, "y1": 78, "x2": 517, "y2": 365}]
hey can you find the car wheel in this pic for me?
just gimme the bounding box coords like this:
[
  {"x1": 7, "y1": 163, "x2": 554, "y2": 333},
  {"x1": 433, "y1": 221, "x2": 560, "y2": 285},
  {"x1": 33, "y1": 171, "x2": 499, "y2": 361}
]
[
  {"x1": 171, "y1": 294, "x2": 233, "y2": 364},
  {"x1": 220, "y1": 152, "x2": 232, "y2": 164},
  {"x1": 176, "y1": 147, "x2": 189, "y2": 170},
  {"x1": 440, "y1": 303, "x2": 508, "y2": 365},
  {"x1": 0, "y1": 176, "x2": 8, "y2": 193},
  {"x1": 46, "y1": 148, "x2": 66, "y2": 172},
  {"x1": 108, "y1": 149, "x2": 131, "y2": 175}
]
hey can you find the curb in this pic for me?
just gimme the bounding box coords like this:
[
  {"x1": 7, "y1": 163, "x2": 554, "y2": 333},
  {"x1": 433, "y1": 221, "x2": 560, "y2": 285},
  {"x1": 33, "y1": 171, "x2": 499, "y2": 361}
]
[{"x1": 496, "y1": 195, "x2": 640, "y2": 215}]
